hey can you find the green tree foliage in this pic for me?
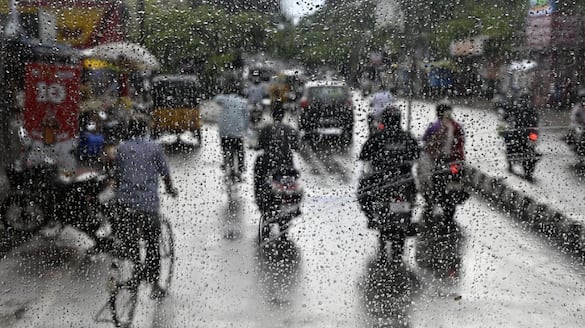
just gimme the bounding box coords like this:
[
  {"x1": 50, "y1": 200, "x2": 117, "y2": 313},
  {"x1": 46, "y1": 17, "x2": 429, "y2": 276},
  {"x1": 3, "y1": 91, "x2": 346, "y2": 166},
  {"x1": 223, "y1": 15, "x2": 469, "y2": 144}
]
[
  {"x1": 295, "y1": 0, "x2": 375, "y2": 71},
  {"x1": 290, "y1": 0, "x2": 533, "y2": 81},
  {"x1": 432, "y1": 1, "x2": 526, "y2": 57},
  {"x1": 141, "y1": 1, "x2": 272, "y2": 74}
]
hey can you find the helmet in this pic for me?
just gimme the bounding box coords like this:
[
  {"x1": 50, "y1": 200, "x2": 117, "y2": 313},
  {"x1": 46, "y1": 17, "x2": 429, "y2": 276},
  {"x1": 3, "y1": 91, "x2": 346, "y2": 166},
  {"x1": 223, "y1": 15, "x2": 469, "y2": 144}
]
[
  {"x1": 380, "y1": 106, "x2": 401, "y2": 130},
  {"x1": 436, "y1": 100, "x2": 453, "y2": 119}
]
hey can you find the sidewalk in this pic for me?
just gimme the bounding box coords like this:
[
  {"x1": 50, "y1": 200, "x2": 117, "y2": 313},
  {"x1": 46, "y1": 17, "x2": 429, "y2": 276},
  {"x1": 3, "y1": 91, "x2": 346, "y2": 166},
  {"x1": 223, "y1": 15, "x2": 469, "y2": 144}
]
[
  {"x1": 398, "y1": 95, "x2": 585, "y2": 259},
  {"x1": 445, "y1": 97, "x2": 584, "y2": 260},
  {"x1": 449, "y1": 97, "x2": 571, "y2": 131}
]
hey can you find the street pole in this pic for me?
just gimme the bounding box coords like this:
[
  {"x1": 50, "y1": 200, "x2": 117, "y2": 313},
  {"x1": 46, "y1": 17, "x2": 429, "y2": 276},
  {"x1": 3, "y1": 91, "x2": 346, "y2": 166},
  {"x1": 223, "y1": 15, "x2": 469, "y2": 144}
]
[
  {"x1": 407, "y1": 61, "x2": 413, "y2": 132},
  {"x1": 404, "y1": 3, "x2": 413, "y2": 133},
  {"x1": 137, "y1": 0, "x2": 145, "y2": 45}
]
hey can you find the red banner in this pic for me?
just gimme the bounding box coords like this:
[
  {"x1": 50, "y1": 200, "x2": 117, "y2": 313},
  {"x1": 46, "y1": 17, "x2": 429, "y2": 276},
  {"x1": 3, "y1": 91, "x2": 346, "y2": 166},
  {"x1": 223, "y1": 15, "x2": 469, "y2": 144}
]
[{"x1": 24, "y1": 63, "x2": 82, "y2": 143}]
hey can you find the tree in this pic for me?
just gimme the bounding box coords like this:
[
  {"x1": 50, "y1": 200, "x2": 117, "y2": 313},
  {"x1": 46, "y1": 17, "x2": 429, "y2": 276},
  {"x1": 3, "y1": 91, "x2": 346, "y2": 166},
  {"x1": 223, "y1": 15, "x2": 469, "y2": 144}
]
[
  {"x1": 432, "y1": 1, "x2": 526, "y2": 57},
  {"x1": 140, "y1": 1, "x2": 275, "y2": 93}
]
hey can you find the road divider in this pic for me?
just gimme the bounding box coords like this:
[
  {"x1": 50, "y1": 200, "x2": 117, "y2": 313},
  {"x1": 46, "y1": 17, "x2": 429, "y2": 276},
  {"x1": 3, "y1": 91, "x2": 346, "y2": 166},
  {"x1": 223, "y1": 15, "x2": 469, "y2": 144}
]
[{"x1": 463, "y1": 165, "x2": 584, "y2": 261}]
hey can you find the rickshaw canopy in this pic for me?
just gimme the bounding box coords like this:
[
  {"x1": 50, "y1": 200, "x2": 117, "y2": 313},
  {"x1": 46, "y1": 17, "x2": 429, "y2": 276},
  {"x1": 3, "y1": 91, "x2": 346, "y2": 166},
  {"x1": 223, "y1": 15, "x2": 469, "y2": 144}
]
[{"x1": 81, "y1": 42, "x2": 160, "y2": 71}]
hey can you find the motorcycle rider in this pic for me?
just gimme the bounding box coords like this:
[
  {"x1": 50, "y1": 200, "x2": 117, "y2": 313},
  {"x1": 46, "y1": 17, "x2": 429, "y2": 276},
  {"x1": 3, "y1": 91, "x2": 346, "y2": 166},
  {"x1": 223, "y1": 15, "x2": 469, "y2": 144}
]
[
  {"x1": 77, "y1": 115, "x2": 105, "y2": 168},
  {"x1": 244, "y1": 71, "x2": 266, "y2": 106},
  {"x1": 570, "y1": 89, "x2": 585, "y2": 128},
  {"x1": 244, "y1": 72, "x2": 267, "y2": 134},
  {"x1": 358, "y1": 106, "x2": 420, "y2": 264},
  {"x1": 112, "y1": 115, "x2": 178, "y2": 300},
  {"x1": 419, "y1": 101, "x2": 465, "y2": 223},
  {"x1": 567, "y1": 88, "x2": 585, "y2": 161},
  {"x1": 501, "y1": 93, "x2": 539, "y2": 177},
  {"x1": 368, "y1": 83, "x2": 396, "y2": 134},
  {"x1": 253, "y1": 102, "x2": 300, "y2": 214},
  {"x1": 214, "y1": 77, "x2": 249, "y2": 181}
]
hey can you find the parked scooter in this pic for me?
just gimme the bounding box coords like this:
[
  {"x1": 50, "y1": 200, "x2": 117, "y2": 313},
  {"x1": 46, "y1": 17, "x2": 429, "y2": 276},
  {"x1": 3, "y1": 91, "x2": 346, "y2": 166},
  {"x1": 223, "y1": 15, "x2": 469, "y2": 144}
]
[
  {"x1": 1, "y1": 159, "x2": 108, "y2": 238},
  {"x1": 257, "y1": 167, "x2": 304, "y2": 244}
]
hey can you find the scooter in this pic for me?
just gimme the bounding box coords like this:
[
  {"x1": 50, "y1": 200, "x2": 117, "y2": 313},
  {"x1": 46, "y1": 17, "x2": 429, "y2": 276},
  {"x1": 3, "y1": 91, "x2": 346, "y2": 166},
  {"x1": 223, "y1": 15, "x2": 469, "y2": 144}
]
[
  {"x1": 357, "y1": 163, "x2": 417, "y2": 264},
  {"x1": 416, "y1": 159, "x2": 468, "y2": 278},
  {"x1": 1, "y1": 159, "x2": 108, "y2": 238},
  {"x1": 497, "y1": 105, "x2": 541, "y2": 181},
  {"x1": 257, "y1": 167, "x2": 304, "y2": 244}
]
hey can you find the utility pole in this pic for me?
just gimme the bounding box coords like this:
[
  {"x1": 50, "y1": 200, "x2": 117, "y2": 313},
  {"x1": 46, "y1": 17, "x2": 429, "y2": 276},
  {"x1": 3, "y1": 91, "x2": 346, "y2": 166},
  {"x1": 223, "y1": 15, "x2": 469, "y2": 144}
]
[
  {"x1": 137, "y1": 0, "x2": 145, "y2": 45},
  {"x1": 403, "y1": 0, "x2": 415, "y2": 132}
]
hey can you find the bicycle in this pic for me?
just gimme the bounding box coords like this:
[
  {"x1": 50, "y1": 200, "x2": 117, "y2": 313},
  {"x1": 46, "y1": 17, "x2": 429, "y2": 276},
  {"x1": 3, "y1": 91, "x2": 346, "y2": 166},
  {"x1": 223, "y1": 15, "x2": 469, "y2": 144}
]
[{"x1": 94, "y1": 210, "x2": 175, "y2": 328}]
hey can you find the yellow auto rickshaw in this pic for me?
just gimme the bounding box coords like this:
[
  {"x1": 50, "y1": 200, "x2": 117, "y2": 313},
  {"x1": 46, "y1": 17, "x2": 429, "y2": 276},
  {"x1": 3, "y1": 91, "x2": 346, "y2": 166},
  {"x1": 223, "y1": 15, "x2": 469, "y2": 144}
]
[{"x1": 151, "y1": 75, "x2": 202, "y2": 146}]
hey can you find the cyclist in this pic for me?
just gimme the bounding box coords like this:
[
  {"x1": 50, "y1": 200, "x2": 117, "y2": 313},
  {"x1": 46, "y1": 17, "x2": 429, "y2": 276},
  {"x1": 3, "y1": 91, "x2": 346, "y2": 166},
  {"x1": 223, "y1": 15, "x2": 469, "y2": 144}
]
[
  {"x1": 253, "y1": 103, "x2": 300, "y2": 213},
  {"x1": 112, "y1": 115, "x2": 178, "y2": 300},
  {"x1": 215, "y1": 77, "x2": 249, "y2": 181}
]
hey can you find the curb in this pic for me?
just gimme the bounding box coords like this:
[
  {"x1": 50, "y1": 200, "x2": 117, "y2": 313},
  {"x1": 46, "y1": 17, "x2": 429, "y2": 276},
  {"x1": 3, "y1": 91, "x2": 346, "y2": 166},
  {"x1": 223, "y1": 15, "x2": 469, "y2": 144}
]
[{"x1": 463, "y1": 165, "x2": 584, "y2": 261}]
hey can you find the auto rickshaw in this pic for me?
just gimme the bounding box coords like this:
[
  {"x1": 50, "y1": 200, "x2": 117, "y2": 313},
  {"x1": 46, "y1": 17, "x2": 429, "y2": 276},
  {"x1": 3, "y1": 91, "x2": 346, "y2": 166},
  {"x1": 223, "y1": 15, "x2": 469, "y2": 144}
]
[
  {"x1": 150, "y1": 75, "x2": 202, "y2": 146},
  {"x1": 268, "y1": 70, "x2": 306, "y2": 113}
]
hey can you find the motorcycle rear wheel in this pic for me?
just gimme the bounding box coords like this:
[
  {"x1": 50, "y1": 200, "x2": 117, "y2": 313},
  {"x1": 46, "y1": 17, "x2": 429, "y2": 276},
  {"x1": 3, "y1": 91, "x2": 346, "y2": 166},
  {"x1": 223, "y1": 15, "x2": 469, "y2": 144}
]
[
  {"x1": 1, "y1": 195, "x2": 47, "y2": 233},
  {"x1": 258, "y1": 215, "x2": 271, "y2": 245},
  {"x1": 523, "y1": 159, "x2": 536, "y2": 181}
]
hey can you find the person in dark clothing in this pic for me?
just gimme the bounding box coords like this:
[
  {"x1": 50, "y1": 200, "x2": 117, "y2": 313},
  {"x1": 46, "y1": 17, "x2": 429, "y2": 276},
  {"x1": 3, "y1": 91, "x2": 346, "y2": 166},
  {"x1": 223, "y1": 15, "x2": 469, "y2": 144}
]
[
  {"x1": 357, "y1": 106, "x2": 420, "y2": 263},
  {"x1": 359, "y1": 107, "x2": 420, "y2": 176},
  {"x1": 504, "y1": 94, "x2": 538, "y2": 131},
  {"x1": 112, "y1": 116, "x2": 178, "y2": 300},
  {"x1": 502, "y1": 94, "x2": 539, "y2": 173},
  {"x1": 253, "y1": 103, "x2": 300, "y2": 213},
  {"x1": 77, "y1": 119, "x2": 105, "y2": 167}
]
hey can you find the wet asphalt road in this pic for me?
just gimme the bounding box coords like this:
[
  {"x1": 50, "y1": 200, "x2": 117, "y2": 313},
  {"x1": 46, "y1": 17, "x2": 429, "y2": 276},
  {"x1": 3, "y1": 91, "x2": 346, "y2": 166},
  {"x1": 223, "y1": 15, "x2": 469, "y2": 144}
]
[{"x1": 0, "y1": 94, "x2": 585, "y2": 327}]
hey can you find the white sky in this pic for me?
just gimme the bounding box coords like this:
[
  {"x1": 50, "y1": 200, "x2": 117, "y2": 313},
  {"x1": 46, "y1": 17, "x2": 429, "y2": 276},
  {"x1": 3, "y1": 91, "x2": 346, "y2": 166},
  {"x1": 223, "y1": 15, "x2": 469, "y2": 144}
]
[
  {"x1": 281, "y1": 0, "x2": 325, "y2": 20},
  {"x1": 281, "y1": 0, "x2": 403, "y2": 28}
]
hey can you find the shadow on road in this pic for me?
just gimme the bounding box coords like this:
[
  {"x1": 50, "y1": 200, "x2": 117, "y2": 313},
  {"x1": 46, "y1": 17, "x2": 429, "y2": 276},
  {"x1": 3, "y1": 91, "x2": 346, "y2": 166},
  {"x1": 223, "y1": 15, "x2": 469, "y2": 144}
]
[
  {"x1": 298, "y1": 137, "x2": 351, "y2": 181},
  {"x1": 256, "y1": 235, "x2": 301, "y2": 307},
  {"x1": 358, "y1": 253, "x2": 419, "y2": 328},
  {"x1": 222, "y1": 181, "x2": 244, "y2": 240}
]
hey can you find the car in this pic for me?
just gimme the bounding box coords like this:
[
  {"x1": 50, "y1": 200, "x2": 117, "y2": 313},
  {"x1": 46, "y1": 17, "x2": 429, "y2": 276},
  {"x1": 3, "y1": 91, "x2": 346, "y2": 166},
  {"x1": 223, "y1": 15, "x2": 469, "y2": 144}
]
[
  {"x1": 150, "y1": 75, "x2": 203, "y2": 146},
  {"x1": 298, "y1": 80, "x2": 355, "y2": 150}
]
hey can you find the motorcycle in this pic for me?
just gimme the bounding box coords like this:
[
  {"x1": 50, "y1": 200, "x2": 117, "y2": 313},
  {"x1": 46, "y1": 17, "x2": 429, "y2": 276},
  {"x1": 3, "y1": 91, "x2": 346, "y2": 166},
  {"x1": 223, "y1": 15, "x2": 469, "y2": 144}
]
[
  {"x1": 416, "y1": 159, "x2": 468, "y2": 277},
  {"x1": 357, "y1": 163, "x2": 417, "y2": 263},
  {"x1": 257, "y1": 167, "x2": 304, "y2": 244},
  {"x1": 496, "y1": 103, "x2": 541, "y2": 181},
  {"x1": 1, "y1": 160, "x2": 108, "y2": 238}
]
